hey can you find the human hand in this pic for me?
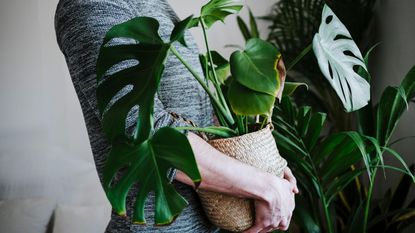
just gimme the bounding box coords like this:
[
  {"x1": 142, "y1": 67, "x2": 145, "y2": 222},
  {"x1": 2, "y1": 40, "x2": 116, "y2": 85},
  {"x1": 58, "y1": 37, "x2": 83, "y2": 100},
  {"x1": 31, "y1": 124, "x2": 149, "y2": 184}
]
[
  {"x1": 243, "y1": 175, "x2": 296, "y2": 233},
  {"x1": 284, "y1": 167, "x2": 299, "y2": 194}
]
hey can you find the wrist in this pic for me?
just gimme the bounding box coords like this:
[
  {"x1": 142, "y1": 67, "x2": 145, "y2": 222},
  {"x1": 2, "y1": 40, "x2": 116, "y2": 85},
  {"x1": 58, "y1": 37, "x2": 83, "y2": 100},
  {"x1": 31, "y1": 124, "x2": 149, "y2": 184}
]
[{"x1": 251, "y1": 171, "x2": 278, "y2": 202}]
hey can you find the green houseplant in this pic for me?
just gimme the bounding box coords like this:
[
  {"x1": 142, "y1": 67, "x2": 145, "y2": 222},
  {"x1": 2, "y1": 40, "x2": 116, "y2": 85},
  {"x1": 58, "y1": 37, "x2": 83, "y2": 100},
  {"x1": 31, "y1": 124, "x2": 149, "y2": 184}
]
[
  {"x1": 96, "y1": 0, "x2": 290, "y2": 228},
  {"x1": 265, "y1": 0, "x2": 379, "y2": 133},
  {"x1": 272, "y1": 66, "x2": 415, "y2": 233},
  {"x1": 95, "y1": 0, "x2": 399, "y2": 231},
  {"x1": 233, "y1": 1, "x2": 415, "y2": 232}
]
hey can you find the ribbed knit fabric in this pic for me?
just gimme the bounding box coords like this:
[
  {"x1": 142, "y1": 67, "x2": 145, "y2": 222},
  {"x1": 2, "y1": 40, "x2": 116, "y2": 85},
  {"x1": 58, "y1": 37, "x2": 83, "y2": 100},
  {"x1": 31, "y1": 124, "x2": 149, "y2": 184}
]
[{"x1": 54, "y1": 0, "x2": 217, "y2": 232}]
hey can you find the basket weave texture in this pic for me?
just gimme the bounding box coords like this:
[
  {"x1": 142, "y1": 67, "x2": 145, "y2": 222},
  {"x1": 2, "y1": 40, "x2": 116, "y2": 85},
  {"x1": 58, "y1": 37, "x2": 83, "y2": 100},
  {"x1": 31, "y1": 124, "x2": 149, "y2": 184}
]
[{"x1": 197, "y1": 125, "x2": 287, "y2": 232}]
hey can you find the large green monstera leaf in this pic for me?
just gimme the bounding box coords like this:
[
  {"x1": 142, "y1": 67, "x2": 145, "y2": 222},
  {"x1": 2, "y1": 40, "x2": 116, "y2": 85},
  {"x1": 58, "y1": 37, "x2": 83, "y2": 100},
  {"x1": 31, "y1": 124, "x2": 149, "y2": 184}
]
[
  {"x1": 96, "y1": 16, "x2": 201, "y2": 225},
  {"x1": 200, "y1": 0, "x2": 243, "y2": 28},
  {"x1": 103, "y1": 127, "x2": 201, "y2": 224},
  {"x1": 313, "y1": 4, "x2": 370, "y2": 112},
  {"x1": 228, "y1": 38, "x2": 282, "y2": 115}
]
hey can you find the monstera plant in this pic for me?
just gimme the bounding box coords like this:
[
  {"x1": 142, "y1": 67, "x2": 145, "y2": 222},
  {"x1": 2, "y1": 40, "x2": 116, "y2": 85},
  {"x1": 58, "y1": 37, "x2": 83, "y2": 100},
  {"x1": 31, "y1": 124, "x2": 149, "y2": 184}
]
[
  {"x1": 312, "y1": 5, "x2": 370, "y2": 112},
  {"x1": 95, "y1": 0, "x2": 378, "y2": 228}
]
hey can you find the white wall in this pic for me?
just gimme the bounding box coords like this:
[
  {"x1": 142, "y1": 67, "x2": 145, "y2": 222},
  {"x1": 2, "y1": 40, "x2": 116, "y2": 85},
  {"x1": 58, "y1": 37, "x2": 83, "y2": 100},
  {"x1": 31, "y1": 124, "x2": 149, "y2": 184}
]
[
  {"x1": 0, "y1": 0, "x2": 93, "y2": 162},
  {"x1": 0, "y1": 0, "x2": 274, "y2": 217},
  {"x1": 169, "y1": 0, "x2": 276, "y2": 58},
  {"x1": 372, "y1": 0, "x2": 415, "y2": 202},
  {"x1": 0, "y1": 0, "x2": 107, "y2": 205},
  {"x1": 0, "y1": 0, "x2": 414, "y2": 229},
  {"x1": 0, "y1": 0, "x2": 275, "y2": 164}
]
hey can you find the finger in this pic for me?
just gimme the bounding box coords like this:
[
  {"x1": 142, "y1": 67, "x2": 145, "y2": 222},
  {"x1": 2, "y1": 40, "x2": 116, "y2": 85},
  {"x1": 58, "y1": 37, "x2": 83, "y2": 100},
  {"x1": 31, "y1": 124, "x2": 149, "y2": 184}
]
[
  {"x1": 243, "y1": 223, "x2": 263, "y2": 233},
  {"x1": 259, "y1": 219, "x2": 280, "y2": 233},
  {"x1": 260, "y1": 226, "x2": 277, "y2": 233},
  {"x1": 284, "y1": 167, "x2": 299, "y2": 194},
  {"x1": 278, "y1": 216, "x2": 289, "y2": 231},
  {"x1": 284, "y1": 168, "x2": 297, "y2": 189}
]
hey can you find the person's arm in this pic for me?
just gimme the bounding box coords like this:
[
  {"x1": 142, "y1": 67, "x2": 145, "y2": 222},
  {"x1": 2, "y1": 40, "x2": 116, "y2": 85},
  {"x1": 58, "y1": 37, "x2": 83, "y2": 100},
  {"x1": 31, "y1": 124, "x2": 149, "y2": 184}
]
[{"x1": 176, "y1": 132, "x2": 298, "y2": 232}]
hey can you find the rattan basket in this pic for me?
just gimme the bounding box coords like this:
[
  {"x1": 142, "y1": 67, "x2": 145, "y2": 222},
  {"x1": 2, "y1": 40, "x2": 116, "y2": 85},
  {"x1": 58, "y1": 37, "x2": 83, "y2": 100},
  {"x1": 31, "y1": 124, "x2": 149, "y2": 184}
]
[{"x1": 197, "y1": 124, "x2": 287, "y2": 232}]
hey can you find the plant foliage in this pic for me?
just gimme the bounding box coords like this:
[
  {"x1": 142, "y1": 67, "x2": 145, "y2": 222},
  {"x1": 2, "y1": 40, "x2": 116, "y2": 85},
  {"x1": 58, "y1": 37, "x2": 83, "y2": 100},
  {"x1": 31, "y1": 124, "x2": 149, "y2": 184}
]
[
  {"x1": 313, "y1": 5, "x2": 370, "y2": 112},
  {"x1": 96, "y1": 16, "x2": 201, "y2": 225}
]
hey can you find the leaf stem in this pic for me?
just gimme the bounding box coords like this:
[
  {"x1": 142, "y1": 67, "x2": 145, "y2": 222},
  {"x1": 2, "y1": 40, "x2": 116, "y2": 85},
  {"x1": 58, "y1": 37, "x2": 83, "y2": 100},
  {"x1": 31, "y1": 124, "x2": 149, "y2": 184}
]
[
  {"x1": 363, "y1": 161, "x2": 378, "y2": 232},
  {"x1": 170, "y1": 46, "x2": 235, "y2": 125},
  {"x1": 304, "y1": 149, "x2": 334, "y2": 233},
  {"x1": 200, "y1": 19, "x2": 234, "y2": 124},
  {"x1": 260, "y1": 116, "x2": 267, "y2": 129},
  {"x1": 236, "y1": 115, "x2": 245, "y2": 135},
  {"x1": 311, "y1": 161, "x2": 334, "y2": 233},
  {"x1": 321, "y1": 191, "x2": 334, "y2": 233},
  {"x1": 287, "y1": 43, "x2": 312, "y2": 71},
  {"x1": 175, "y1": 126, "x2": 237, "y2": 138}
]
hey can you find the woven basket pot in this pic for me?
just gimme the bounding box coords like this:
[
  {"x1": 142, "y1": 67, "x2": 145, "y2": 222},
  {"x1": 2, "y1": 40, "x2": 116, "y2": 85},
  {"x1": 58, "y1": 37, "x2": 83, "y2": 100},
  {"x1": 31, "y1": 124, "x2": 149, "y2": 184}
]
[{"x1": 197, "y1": 125, "x2": 287, "y2": 232}]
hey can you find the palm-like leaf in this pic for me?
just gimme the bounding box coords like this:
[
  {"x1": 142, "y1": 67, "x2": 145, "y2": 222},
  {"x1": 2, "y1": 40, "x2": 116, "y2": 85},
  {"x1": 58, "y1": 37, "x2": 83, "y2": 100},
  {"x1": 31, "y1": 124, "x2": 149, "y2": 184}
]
[
  {"x1": 313, "y1": 4, "x2": 370, "y2": 112},
  {"x1": 236, "y1": 8, "x2": 259, "y2": 42},
  {"x1": 376, "y1": 66, "x2": 415, "y2": 146},
  {"x1": 274, "y1": 93, "x2": 415, "y2": 232},
  {"x1": 273, "y1": 96, "x2": 381, "y2": 232},
  {"x1": 267, "y1": 0, "x2": 324, "y2": 63},
  {"x1": 273, "y1": 97, "x2": 370, "y2": 196},
  {"x1": 368, "y1": 165, "x2": 415, "y2": 232}
]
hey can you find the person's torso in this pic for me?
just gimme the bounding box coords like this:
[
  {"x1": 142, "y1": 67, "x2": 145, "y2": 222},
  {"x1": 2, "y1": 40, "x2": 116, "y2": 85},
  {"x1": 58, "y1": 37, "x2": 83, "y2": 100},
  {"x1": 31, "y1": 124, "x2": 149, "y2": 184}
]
[{"x1": 55, "y1": 0, "x2": 216, "y2": 232}]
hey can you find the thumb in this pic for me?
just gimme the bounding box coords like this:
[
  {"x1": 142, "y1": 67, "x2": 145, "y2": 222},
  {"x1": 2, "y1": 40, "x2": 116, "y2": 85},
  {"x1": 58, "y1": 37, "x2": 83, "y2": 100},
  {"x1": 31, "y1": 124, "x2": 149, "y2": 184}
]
[{"x1": 243, "y1": 223, "x2": 263, "y2": 233}]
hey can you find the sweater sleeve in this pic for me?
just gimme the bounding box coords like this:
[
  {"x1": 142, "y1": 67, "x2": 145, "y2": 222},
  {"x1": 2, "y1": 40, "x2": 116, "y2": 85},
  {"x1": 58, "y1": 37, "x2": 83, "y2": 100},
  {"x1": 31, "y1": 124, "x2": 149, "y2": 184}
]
[
  {"x1": 54, "y1": 0, "x2": 194, "y2": 181},
  {"x1": 55, "y1": 0, "x2": 194, "y2": 129}
]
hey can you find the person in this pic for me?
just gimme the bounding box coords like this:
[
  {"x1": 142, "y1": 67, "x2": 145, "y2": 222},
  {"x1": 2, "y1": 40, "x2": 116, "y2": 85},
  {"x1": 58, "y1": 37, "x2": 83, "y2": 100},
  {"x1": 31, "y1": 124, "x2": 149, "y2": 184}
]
[{"x1": 54, "y1": 0, "x2": 298, "y2": 232}]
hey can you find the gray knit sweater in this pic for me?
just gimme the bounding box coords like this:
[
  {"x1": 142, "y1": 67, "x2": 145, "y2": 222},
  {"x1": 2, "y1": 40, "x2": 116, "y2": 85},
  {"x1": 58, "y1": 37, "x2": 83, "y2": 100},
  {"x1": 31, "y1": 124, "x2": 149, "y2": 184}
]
[{"x1": 54, "y1": 0, "x2": 216, "y2": 232}]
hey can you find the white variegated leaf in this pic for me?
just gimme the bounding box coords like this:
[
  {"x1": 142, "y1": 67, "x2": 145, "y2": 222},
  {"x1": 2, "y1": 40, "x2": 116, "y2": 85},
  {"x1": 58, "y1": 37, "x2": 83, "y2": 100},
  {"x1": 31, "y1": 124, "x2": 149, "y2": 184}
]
[{"x1": 313, "y1": 4, "x2": 370, "y2": 112}]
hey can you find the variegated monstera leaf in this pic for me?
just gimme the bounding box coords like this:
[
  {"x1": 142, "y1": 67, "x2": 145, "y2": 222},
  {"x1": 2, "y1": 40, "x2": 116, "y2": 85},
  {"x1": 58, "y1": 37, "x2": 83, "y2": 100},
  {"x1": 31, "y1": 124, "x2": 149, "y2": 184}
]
[{"x1": 313, "y1": 4, "x2": 370, "y2": 112}]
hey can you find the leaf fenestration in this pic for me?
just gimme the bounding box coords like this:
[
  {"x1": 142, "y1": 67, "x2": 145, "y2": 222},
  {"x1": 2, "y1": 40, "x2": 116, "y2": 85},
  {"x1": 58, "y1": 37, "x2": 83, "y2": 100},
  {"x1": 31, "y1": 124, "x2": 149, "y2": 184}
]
[
  {"x1": 312, "y1": 4, "x2": 370, "y2": 112},
  {"x1": 96, "y1": 16, "x2": 201, "y2": 225}
]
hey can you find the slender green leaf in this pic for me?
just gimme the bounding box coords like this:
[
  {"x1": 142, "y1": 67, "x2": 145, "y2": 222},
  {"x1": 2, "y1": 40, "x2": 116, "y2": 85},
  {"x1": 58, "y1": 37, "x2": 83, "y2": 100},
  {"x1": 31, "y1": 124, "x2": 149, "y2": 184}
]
[
  {"x1": 236, "y1": 16, "x2": 251, "y2": 41},
  {"x1": 304, "y1": 112, "x2": 327, "y2": 150},
  {"x1": 383, "y1": 147, "x2": 415, "y2": 182},
  {"x1": 282, "y1": 81, "x2": 309, "y2": 96},
  {"x1": 347, "y1": 200, "x2": 366, "y2": 233},
  {"x1": 209, "y1": 51, "x2": 231, "y2": 84},
  {"x1": 248, "y1": 8, "x2": 259, "y2": 38},
  {"x1": 326, "y1": 169, "x2": 364, "y2": 204},
  {"x1": 401, "y1": 65, "x2": 415, "y2": 99},
  {"x1": 293, "y1": 201, "x2": 322, "y2": 233},
  {"x1": 175, "y1": 126, "x2": 237, "y2": 138},
  {"x1": 357, "y1": 42, "x2": 380, "y2": 82},
  {"x1": 297, "y1": 106, "x2": 312, "y2": 139},
  {"x1": 170, "y1": 15, "x2": 196, "y2": 47},
  {"x1": 376, "y1": 86, "x2": 408, "y2": 146}
]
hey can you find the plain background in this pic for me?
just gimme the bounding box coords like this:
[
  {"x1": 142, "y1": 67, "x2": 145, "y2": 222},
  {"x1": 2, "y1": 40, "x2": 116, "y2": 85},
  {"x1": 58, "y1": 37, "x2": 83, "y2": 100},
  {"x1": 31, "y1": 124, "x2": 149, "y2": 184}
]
[{"x1": 0, "y1": 0, "x2": 414, "y2": 230}]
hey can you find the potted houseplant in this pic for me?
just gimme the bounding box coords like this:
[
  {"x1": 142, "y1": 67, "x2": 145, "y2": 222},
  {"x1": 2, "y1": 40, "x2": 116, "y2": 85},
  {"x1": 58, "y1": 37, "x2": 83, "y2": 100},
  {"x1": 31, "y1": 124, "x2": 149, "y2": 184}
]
[
  {"x1": 95, "y1": 0, "x2": 374, "y2": 231},
  {"x1": 246, "y1": 1, "x2": 415, "y2": 232}
]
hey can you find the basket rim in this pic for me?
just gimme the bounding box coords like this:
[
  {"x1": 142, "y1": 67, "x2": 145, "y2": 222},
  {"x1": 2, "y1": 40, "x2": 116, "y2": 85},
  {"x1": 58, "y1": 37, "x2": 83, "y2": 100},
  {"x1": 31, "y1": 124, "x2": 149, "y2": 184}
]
[{"x1": 208, "y1": 123, "x2": 273, "y2": 144}]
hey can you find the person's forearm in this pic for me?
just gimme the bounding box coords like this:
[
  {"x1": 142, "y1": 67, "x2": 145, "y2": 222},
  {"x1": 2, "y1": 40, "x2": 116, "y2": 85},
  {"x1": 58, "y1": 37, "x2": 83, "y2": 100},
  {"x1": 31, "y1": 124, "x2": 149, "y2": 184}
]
[{"x1": 175, "y1": 132, "x2": 274, "y2": 201}]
